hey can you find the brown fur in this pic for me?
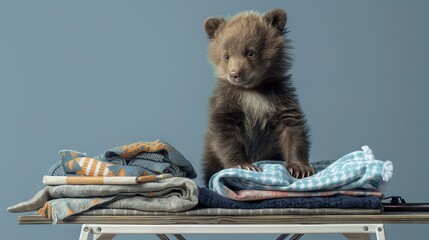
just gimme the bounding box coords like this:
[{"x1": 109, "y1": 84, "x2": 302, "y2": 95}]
[{"x1": 202, "y1": 9, "x2": 313, "y2": 185}]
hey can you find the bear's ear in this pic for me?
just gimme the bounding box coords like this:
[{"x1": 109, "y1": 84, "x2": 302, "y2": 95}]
[
  {"x1": 204, "y1": 17, "x2": 225, "y2": 39},
  {"x1": 264, "y1": 9, "x2": 287, "y2": 32}
]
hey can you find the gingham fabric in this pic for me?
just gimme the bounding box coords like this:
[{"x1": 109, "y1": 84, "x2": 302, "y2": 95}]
[{"x1": 209, "y1": 146, "x2": 393, "y2": 198}]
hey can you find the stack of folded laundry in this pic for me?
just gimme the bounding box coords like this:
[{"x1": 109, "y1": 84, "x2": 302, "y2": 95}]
[
  {"x1": 8, "y1": 143, "x2": 393, "y2": 222},
  {"x1": 8, "y1": 140, "x2": 199, "y2": 223},
  {"x1": 199, "y1": 146, "x2": 393, "y2": 215}
]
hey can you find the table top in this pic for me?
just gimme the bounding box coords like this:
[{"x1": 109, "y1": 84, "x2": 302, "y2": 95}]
[{"x1": 18, "y1": 212, "x2": 429, "y2": 225}]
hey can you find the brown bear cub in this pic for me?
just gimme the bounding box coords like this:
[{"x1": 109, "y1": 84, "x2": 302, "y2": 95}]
[{"x1": 202, "y1": 9, "x2": 314, "y2": 185}]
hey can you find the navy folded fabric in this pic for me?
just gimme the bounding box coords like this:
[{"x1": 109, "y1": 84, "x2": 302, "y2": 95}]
[{"x1": 198, "y1": 187, "x2": 382, "y2": 209}]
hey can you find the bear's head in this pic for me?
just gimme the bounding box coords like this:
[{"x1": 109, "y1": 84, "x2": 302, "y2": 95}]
[{"x1": 204, "y1": 9, "x2": 289, "y2": 89}]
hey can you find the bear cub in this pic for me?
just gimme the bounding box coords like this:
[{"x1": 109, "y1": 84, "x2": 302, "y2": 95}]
[{"x1": 202, "y1": 9, "x2": 314, "y2": 185}]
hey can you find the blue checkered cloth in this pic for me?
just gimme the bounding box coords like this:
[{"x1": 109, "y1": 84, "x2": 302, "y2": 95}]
[{"x1": 209, "y1": 146, "x2": 393, "y2": 197}]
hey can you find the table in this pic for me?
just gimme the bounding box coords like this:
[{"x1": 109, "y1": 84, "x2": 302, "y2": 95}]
[{"x1": 18, "y1": 213, "x2": 429, "y2": 240}]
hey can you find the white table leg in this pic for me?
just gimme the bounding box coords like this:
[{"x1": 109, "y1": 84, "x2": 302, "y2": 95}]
[
  {"x1": 79, "y1": 224, "x2": 90, "y2": 240},
  {"x1": 375, "y1": 225, "x2": 386, "y2": 240}
]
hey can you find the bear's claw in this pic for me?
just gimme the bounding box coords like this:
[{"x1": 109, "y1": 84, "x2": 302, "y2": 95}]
[
  {"x1": 235, "y1": 164, "x2": 262, "y2": 172},
  {"x1": 287, "y1": 163, "x2": 314, "y2": 179}
]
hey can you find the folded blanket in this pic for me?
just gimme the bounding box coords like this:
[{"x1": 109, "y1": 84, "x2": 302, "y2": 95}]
[
  {"x1": 209, "y1": 146, "x2": 393, "y2": 198},
  {"x1": 198, "y1": 187, "x2": 382, "y2": 210},
  {"x1": 48, "y1": 140, "x2": 197, "y2": 178},
  {"x1": 7, "y1": 177, "x2": 199, "y2": 224}
]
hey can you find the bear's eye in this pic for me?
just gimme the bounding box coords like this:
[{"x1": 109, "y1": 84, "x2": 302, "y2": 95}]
[
  {"x1": 246, "y1": 50, "x2": 256, "y2": 57},
  {"x1": 223, "y1": 54, "x2": 230, "y2": 62}
]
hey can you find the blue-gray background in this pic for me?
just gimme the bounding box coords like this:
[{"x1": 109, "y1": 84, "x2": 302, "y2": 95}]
[{"x1": 1, "y1": 1, "x2": 428, "y2": 239}]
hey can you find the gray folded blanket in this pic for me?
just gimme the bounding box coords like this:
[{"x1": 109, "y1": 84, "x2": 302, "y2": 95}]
[{"x1": 7, "y1": 177, "x2": 198, "y2": 223}]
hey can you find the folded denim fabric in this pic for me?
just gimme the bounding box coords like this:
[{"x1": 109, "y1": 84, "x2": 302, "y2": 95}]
[
  {"x1": 209, "y1": 146, "x2": 393, "y2": 198},
  {"x1": 198, "y1": 187, "x2": 382, "y2": 210},
  {"x1": 7, "y1": 177, "x2": 199, "y2": 224},
  {"x1": 48, "y1": 140, "x2": 197, "y2": 178}
]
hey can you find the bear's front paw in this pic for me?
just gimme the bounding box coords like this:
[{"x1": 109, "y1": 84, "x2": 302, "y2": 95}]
[
  {"x1": 234, "y1": 164, "x2": 262, "y2": 172},
  {"x1": 286, "y1": 162, "x2": 314, "y2": 179}
]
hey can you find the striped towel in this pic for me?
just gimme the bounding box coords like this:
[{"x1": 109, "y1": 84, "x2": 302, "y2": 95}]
[
  {"x1": 59, "y1": 140, "x2": 196, "y2": 178},
  {"x1": 209, "y1": 146, "x2": 393, "y2": 198},
  {"x1": 60, "y1": 150, "x2": 146, "y2": 176}
]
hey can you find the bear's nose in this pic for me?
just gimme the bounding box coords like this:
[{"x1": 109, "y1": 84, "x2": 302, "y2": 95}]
[{"x1": 229, "y1": 71, "x2": 242, "y2": 82}]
